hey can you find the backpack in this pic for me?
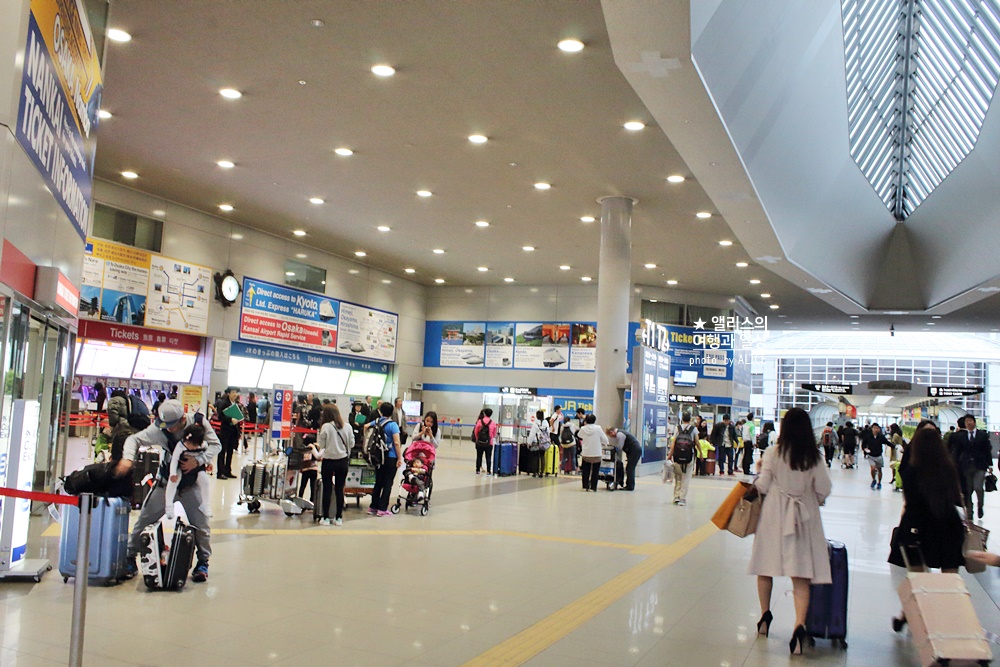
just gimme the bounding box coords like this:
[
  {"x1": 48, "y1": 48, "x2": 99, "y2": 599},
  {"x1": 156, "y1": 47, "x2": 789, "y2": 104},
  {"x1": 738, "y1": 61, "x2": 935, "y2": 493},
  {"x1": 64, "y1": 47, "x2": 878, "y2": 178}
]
[
  {"x1": 756, "y1": 432, "x2": 769, "y2": 450},
  {"x1": 673, "y1": 426, "x2": 696, "y2": 465},
  {"x1": 560, "y1": 425, "x2": 575, "y2": 446},
  {"x1": 821, "y1": 430, "x2": 833, "y2": 447},
  {"x1": 62, "y1": 461, "x2": 131, "y2": 497},
  {"x1": 365, "y1": 418, "x2": 390, "y2": 467},
  {"x1": 257, "y1": 398, "x2": 270, "y2": 422},
  {"x1": 127, "y1": 395, "x2": 152, "y2": 431},
  {"x1": 475, "y1": 420, "x2": 492, "y2": 446},
  {"x1": 528, "y1": 424, "x2": 549, "y2": 452}
]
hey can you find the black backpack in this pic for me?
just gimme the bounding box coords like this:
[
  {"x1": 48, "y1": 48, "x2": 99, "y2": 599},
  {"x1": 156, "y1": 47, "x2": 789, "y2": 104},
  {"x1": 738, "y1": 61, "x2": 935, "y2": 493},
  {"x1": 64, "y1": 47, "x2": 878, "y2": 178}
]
[
  {"x1": 673, "y1": 427, "x2": 696, "y2": 465},
  {"x1": 365, "y1": 418, "x2": 390, "y2": 467},
  {"x1": 757, "y1": 432, "x2": 769, "y2": 450},
  {"x1": 62, "y1": 461, "x2": 131, "y2": 497},
  {"x1": 475, "y1": 420, "x2": 492, "y2": 446},
  {"x1": 560, "y1": 425, "x2": 575, "y2": 445},
  {"x1": 127, "y1": 395, "x2": 151, "y2": 430}
]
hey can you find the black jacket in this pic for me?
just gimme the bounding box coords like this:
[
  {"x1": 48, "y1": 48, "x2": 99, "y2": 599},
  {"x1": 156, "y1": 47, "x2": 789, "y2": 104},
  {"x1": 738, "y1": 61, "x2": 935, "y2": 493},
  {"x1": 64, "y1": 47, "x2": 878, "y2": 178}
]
[
  {"x1": 215, "y1": 397, "x2": 239, "y2": 436},
  {"x1": 952, "y1": 429, "x2": 993, "y2": 471},
  {"x1": 862, "y1": 431, "x2": 891, "y2": 458},
  {"x1": 710, "y1": 422, "x2": 738, "y2": 449}
]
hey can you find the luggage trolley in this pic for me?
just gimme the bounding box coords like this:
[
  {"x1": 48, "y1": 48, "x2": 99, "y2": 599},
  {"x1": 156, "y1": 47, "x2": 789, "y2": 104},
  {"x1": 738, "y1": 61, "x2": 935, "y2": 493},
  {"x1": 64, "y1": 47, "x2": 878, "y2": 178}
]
[
  {"x1": 344, "y1": 455, "x2": 376, "y2": 506},
  {"x1": 238, "y1": 455, "x2": 314, "y2": 516},
  {"x1": 598, "y1": 444, "x2": 620, "y2": 491}
]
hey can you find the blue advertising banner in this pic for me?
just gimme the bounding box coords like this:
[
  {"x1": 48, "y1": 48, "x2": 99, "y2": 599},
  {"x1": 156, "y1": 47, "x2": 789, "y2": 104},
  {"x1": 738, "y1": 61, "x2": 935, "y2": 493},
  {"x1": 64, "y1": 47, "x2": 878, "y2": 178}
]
[
  {"x1": 424, "y1": 321, "x2": 596, "y2": 372},
  {"x1": 627, "y1": 323, "x2": 734, "y2": 381},
  {"x1": 240, "y1": 277, "x2": 397, "y2": 363},
  {"x1": 15, "y1": 0, "x2": 102, "y2": 240}
]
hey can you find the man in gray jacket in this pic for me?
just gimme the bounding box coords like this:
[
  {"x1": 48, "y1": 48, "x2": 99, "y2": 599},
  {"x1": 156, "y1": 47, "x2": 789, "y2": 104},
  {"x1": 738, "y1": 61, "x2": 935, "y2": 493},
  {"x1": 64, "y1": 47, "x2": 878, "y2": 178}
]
[{"x1": 114, "y1": 400, "x2": 220, "y2": 582}]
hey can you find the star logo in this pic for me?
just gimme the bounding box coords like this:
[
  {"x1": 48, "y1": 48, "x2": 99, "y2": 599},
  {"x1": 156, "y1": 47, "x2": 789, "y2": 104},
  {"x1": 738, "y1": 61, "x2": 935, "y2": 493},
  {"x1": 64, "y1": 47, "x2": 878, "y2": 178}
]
[{"x1": 693, "y1": 318, "x2": 706, "y2": 330}]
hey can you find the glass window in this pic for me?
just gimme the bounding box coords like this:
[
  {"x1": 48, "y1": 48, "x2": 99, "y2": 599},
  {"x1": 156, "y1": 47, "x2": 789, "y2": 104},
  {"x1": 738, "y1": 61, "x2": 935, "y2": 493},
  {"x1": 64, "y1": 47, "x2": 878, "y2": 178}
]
[
  {"x1": 91, "y1": 204, "x2": 162, "y2": 252},
  {"x1": 685, "y1": 305, "x2": 730, "y2": 328},
  {"x1": 284, "y1": 259, "x2": 327, "y2": 293},
  {"x1": 640, "y1": 301, "x2": 685, "y2": 325}
]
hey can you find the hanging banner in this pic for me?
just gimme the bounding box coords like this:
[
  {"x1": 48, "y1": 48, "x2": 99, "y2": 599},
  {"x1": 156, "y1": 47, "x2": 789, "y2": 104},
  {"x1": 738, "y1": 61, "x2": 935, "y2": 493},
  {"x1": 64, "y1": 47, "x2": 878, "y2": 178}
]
[
  {"x1": 15, "y1": 0, "x2": 103, "y2": 240},
  {"x1": 424, "y1": 320, "x2": 596, "y2": 372}
]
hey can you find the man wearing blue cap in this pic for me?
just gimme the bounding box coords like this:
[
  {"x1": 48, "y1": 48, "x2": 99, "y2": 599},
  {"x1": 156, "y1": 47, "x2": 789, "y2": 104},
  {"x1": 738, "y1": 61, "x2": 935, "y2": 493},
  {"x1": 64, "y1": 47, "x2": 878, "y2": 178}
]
[{"x1": 115, "y1": 400, "x2": 220, "y2": 582}]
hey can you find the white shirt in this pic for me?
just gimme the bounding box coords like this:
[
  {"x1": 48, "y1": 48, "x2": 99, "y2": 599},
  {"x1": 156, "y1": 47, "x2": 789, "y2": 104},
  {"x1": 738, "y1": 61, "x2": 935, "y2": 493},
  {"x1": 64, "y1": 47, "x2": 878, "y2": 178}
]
[{"x1": 410, "y1": 423, "x2": 441, "y2": 448}]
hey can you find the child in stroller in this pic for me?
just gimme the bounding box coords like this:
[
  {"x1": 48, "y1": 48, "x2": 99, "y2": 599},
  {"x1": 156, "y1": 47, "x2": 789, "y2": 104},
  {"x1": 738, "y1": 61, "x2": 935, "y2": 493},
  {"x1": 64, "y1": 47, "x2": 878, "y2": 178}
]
[{"x1": 392, "y1": 439, "x2": 436, "y2": 515}]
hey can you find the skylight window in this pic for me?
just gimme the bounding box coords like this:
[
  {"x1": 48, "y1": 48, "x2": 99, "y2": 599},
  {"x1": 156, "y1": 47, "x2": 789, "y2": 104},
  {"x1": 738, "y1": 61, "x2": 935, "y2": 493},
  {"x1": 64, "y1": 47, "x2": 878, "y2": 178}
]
[{"x1": 842, "y1": 0, "x2": 1000, "y2": 220}]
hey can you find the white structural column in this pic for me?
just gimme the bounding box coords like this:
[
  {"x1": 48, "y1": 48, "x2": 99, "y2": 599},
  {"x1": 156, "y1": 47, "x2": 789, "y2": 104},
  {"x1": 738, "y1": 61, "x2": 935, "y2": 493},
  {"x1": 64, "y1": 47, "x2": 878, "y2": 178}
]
[{"x1": 594, "y1": 196, "x2": 635, "y2": 427}]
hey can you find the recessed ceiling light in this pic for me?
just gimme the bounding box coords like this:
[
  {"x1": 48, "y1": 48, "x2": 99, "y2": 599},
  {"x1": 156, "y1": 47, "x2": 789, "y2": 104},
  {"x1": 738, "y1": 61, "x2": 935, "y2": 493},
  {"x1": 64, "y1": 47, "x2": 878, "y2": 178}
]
[
  {"x1": 433, "y1": 248, "x2": 445, "y2": 254},
  {"x1": 523, "y1": 246, "x2": 535, "y2": 252},
  {"x1": 580, "y1": 216, "x2": 595, "y2": 223},
  {"x1": 849, "y1": 315, "x2": 859, "y2": 319},
  {"x1": 309, "y1": 197, "x2": 324, "y2": 205},
  {"x1": 292, "y1": 229, "x2": 307, "y2": 237},
  {"x1": 770, "y1": 305, "x2": 780, "y2": 310},
  {"x1": 310, "y1": 19, "x2": 325, "y2": 27},
  {"x1": 696, "y1": 212, "x2": 712, "y2": 219},
  {"x1": 749, "y1": 279, "x2": 761, "y2": 285},
  {"x1": 296, "y1": 253, "x2": 307, "y2": 259},
  {"x1": 348, "y1": 269, "x2": 360, "y2": 275},
  {"x1": 667, "y1": 280, "x2": 678, "y2": 285},
  {"x1": 230, "y1": 233, "x2": 243, "y2": 240},
  {"x1": 736, "y1": 262, "x2": 748, "y2": 268},
  {"x1": 121, "y1": 171, "x2": 138, "y2": 179},
  {"x1": 931, "y1": 315, "x2": 942, "y2": 319},
  {"x1": 468, "y1": 135, "x2": 488, "y2": 144},
  {"x1": 98, "y1": 109, "x2": 112, "y2": 120},
  {"x1": 477, "y1": 267, "x2": 489, "y2": 272},
  {"x1": 152, "y1": 209, "x2": 165, "y2": 217},
  {"x1": 218, "y1": 204, "x2": 234, "y2": 212},
  {"x1": 926, "y1": 322, "x2": 935, "y2": 326},
  {"x1": 534, "y1": 182, "x2": 551, "y2": 190},
  {"x1": 355, "y1": 251, "x2": 367, "y2": 257},
  {"x1": 719, "y1": 240, "x2": 733, "y2": 247},
  {"x1": 581, "y1": 276, "x2": 592, "y2": 282},
  {"x1": 377, "y1": 225, "x2": 391, "y2": 232},
  {"x1": 760, "y1": 293, "x2": 771, "y2": 298},
  {"x1": 504, "y1": 277, "x2": 515, "y2": 283},
  {"x1": 298, "y1": 80, "x2": 308, "y2": 86},
  {"x1": 475, "y1": 220, "x2": 490, "y2": 228},
  {"x1": 382, "y1": 279, "x2": 391, "y2": 284},
  {"x1": 334, "y1": 147, "x2": 353, "y2": 156},
  {"x1": 434, "y1": 278, "x2": 445, "y2": 284},
  {"x1": 107, "y1": 28, "x2": 132, "y2": 43},
  {"x1": 644, "y1": 263, "x2": 657, "y2": 269},
  {"x1": 404, "y1": 268, "x2": 416, "y2": 274},
  {"x1": 217, "y1": 160, "x2": 235, "y2": 169},
  {"x1": 371, "y1": 64, "x2": 396, "y2": 77},
  {"x1": 851, "y1": 321, "x2": 860, "y2": 325},
  {"x1": 416, "y1": 190, "x2": 433, "y2": 197},
  {"x1": 559, "y1": 265, "x2": 571, "y2": 270},
  {"x1": 666, "y1": 175, "x2": 686, "y2": 183},
  {"x1": 558, "y1": 39, "x2": 585, "y2": 52},
  {"x1": 623, "y1": 121, "x2": 645, "y2": 131},
  {"x1": 285, "y1": 271, "x2": 296, "y2": 277},
  {"x1": 219, "y1": 88, "x2": 242, "y2": 99}
]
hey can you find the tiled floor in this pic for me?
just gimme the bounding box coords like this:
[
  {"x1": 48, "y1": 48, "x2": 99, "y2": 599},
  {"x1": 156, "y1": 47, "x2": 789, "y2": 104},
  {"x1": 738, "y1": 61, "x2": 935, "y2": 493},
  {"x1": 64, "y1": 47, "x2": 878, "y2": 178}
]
[{"x1": 7, "y1": 445, "x2": 1000, "y2": 666}]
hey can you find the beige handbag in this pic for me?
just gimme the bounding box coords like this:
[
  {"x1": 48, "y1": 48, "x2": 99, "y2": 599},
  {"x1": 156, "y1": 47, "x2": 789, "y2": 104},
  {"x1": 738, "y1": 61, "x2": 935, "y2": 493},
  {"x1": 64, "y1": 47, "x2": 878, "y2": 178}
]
[
  {"x1": 964, "y1": 523, "x2": 989, "y2": 573},
  {"x1": 727, "y1": 485, "x2": 762, "y2": 538}
]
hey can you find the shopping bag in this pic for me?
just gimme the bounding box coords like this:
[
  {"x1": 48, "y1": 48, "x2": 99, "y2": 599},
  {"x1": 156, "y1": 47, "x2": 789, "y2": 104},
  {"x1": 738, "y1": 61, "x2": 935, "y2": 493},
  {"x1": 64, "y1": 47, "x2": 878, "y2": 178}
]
[
  {"x1": 662, "y1": 461, "x2": 673, "y2": 483},
  {"x1": 727, "y1": 486, "x2": 762, "y2": 537},
  {"x1": 711, "y1": 481, "x2": 752, "y2": 529},
  {"x1": 964, "y1": 523, "x2": 990, "y2": 573}
]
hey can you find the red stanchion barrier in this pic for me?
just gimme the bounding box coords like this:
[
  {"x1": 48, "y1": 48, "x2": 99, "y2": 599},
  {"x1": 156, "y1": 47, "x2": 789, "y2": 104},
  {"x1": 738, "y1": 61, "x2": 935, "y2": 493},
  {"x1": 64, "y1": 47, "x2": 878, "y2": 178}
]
[{"x1": 0, "y1": 486, "x2": 80, "y2": 506}]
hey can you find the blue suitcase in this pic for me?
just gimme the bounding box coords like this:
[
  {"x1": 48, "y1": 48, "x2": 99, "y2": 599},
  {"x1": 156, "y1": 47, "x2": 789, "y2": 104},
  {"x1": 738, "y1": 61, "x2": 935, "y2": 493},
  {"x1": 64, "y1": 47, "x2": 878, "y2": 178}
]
[
  {"x1": 493, "y1": 442, "x2": 518, "y2": 476},
  {"x1": 806, "y1": 540, "x2": 849, "y2": 649},
  {"x1": 59, "y1": 496, "x2": 130, "y2": 585}
]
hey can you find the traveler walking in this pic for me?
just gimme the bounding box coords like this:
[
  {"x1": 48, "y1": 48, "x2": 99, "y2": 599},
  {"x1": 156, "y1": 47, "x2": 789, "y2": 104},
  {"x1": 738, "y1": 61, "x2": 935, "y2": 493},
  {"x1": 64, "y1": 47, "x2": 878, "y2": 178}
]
[
  {"x1": 748, "y1": 408, "x2": 832, "y2": 655},
  {"x1": 741, "y1": 412, "x2": 756, "y2": 474},
  {"x1": 840, "y1": 421, "x2": 858, "y2": 468},
  {"x1": 820, "y1": 422, "x2": 838, "y2": 468},
  {"x1": 954, "y1": 413, "x2": 994, "y2": 520},
  {"x1": 862, "y1": 423, "x2": 891, "y2": 490},
  {"x1": 710, "y1": 414, "x2": 739, "y2": 476},
  {"x1": 578, "y1": 414, "x2": 609, "y2": 492},
  {"x1": 667, "y1": 414, "x2": 698, "y2": 505},
  {"x1": 368, "y1": 402, "x2": 403, "y2": 516}
]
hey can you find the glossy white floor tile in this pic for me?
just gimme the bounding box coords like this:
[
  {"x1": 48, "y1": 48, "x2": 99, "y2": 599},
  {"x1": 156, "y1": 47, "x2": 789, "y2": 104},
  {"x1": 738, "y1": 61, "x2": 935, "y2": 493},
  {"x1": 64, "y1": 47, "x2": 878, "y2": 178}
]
[{"x1": 5, "y1": 446, "x2": 1000, "y2": 666}]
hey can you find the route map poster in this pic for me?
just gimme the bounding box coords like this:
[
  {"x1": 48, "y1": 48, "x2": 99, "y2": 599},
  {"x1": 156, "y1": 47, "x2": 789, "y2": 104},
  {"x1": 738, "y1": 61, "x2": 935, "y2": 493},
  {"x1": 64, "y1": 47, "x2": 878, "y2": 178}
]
[{"x1": 79, "y1": 238, "x2": 211, "y2": 335}]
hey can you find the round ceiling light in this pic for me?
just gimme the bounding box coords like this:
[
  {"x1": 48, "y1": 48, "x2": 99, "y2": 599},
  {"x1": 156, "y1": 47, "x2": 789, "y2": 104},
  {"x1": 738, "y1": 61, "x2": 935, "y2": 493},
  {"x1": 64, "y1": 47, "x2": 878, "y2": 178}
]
[
  {"x1": 736, "y1": 262, "x2": 748, "y2": 268},
  {"x1": 504, "y1": 277, "x2": 515, "y2": 283},
  {"x1": 309, "y1": 198, "x2": 324, "y2": 205},
  {"x1": 334, "y1": 148, "x2": 353, "y2": 156},
  {"x1": 348, "y1": 269, "x2": 360, "y2": 275},
  {"x1": 696, "y1": 212, "x2": 712, "y2": 219},
  {"x1": 434, "y1": 278, "x2": 445, "y2": 284},
  {"x1": 98, "y1": 109, "x2": 112, "y2": 120},
  {"x1": 522, "y1": 246, "x2": 535, "y2": 252},
  {"x1": 404, "y1": 268, "x2": 416, "y2": 274},
  {"x1": 371, "y1": 64, "x2": 396, "y2": 77},
  {"x1": 477, "y1": 267, "x2": 489, "y2": 272},
  {"x1": 749, "y1": 279, "x2": 761, "y2": 285},
  {"x1": 217, "y1": 160, "x2": 235, "y2": 169},
  {"x1": 295, "y1": 253, "x2": 307, "y2": 259},
  {"x1": 666, "y1": 175, "x2": 686, "y2": 183},
  {"x1": 468, "y1": 135, "x2": 488, "y2": 144},
  {"x1": 719, "y1": 240, "x2": 733, "y2": 247},
  {"x1": 623, "y1": 121, "x2": 645, "y2": 131},
  {"x1": 355, "y1": 251, "x2": 367, "y2": 257},
  {"x1": 310, "y1": 19, "x2": 325, "y2": 27},
  {"x1": 580, "y1": 216, "x2": 595, "y2": 223},
  {"x1": 416, "y1": 190, "x2": 433, "y2": 197},
  {"x1": 644, "y1": 263, "x2": 657, "y2": 269},
  {"x1": 285, "y1": 271, "x2": 295, "y2": 277},
  {"x1": 475, "y1": 220, "x2": 490, "y2": 228},
  {"x1": 559, "y1": 265, "x2": 571, "y2": 270},
  {"x1": 121, "y1": 171, "x2": 138, "y2": 179},
  {"x1": 292, "y1": 229, "x2": 307, "y2": 237},
  {"x1": 760, "y1": 293, "x2": 771, "y2": 298},
  {"x1": 219, "y1": 88, "x2": 242, "y2": 99},
  {"x1": 432, "y1": 248, "x2": 445, "y2": 254},
  {"x1": 377, "y1": 225, "x2": 391, "y2": 232},
  {"x1": 770, "y1": 304, "x2": 780, "y2": 310},
  {"x1": 107, "y1": 28, "x2": 132, "y2": 43},
  {"x1": 558, "y1": 39, "x2": 585, "y2": 52},
  {"x1": 667, "y1": 279, "x2": 678, "y2": 285},
  {"x1": 534, "y1": 182, "x2": 551, "y2": 190},
  {"x1": 581, "y1": 276, "x2": 592, "y2": 282},
  {"x1": 218, "y1": 204, "x2": 234, "y2": 212}
]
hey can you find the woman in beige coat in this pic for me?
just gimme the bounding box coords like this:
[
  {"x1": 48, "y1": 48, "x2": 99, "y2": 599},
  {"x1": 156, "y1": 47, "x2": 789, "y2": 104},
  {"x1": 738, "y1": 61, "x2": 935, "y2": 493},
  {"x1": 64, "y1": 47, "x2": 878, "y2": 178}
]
[{"x1": 749, "y1": 407, "x2": 832, "y2": 655}]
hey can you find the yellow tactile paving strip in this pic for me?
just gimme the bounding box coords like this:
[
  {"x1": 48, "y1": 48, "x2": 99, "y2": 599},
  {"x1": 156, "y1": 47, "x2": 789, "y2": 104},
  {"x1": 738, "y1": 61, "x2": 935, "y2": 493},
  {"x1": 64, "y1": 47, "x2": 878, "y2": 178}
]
[{"x1": 461, "y1": 522, "x2": 718, "y2": 667}]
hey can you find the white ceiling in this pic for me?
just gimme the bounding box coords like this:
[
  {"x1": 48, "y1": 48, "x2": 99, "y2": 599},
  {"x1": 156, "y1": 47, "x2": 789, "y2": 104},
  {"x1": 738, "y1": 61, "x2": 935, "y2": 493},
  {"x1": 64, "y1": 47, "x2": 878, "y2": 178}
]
[{"x1": 92, "y1": 0, "x2": 1000, "y2": 332}]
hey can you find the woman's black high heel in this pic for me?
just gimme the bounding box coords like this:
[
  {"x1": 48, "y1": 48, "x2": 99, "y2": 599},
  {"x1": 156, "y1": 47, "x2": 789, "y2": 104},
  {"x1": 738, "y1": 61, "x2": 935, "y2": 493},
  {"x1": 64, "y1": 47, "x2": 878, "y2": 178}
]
[
  {"x1": 789, "y1": 624, "x2": 806, "y2": 655},
  {"x1": 756, "y1": 610, "x2": 773, "y2": 637},
  {"x1": 892, "y1": 615, "x2": 907, "y2": 633}
]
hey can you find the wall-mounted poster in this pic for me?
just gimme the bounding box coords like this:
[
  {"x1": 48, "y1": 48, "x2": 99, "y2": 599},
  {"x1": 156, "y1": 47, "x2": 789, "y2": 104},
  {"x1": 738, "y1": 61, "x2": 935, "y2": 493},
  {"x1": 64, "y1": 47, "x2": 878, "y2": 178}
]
[
  {"x1": 569, "y1": 323, "x2": 597, "y2": 371},
  {"x1": 337, "y1": 302, "x2": 398, "y2": 363},
  {"x1": 514, "y1": 323, "x2": 569, "y2": 370},
  {"x1": 439, "y1": 322, "x2": 486, "y2": 367},
  {"x1": 80, "y1": 238, "x2": 211, "y2": 335},
  {"x1": 486, "y1": 322, "x2": 514, "y2": 368}
]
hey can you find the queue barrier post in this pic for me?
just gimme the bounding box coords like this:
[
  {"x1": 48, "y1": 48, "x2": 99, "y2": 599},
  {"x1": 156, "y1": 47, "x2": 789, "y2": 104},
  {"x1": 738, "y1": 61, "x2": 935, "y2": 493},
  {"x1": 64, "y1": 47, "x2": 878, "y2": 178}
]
[{"x1": 69, "y1": 492, "x2": 92, "y2": 667}]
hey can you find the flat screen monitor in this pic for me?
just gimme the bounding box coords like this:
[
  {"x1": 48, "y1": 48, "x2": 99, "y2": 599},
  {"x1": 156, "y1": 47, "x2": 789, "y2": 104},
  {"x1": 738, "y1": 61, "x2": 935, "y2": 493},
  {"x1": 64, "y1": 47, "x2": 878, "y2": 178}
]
[
  {"x1": 673, "y1": 369, "x2": 698, "y2": 387},
  {"x1": 227, "y1": 356, "x2": 264, "y2": 390},
  {"x1": 75, "y1": 339, "x2": 139, "y2": 379},
  {"x1": 402, "y1": 400, "x2": 422, "y2": 418},
  {"x1": 346, "y1": 371, "x2": 387, "y2": 396},
  {"x1": 132, "y1": 347, "x2": 198, "y2": 383},
  {"x1": 258, "y1": 360, "x2": 308, "y2": 392},
  {"x1": 302, "y1": 366, "x2": 350, "y2": 394}
]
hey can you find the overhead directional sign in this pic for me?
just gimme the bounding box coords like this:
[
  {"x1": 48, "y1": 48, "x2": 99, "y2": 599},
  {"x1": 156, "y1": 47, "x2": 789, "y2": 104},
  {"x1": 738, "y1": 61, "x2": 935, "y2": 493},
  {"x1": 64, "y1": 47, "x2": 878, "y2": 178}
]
[
  {"x1": 669, "y1": 394, "x2": 701, "y2": 403},
  {"x1": 928, "y1": 386, "x2": 984, "y2": 398},
  {"x1": 500, "y1": 387, "x2": 536, "y2": 395},
  {"x1": 802, "y1": 383, "x2": 853, "y2": 395}
]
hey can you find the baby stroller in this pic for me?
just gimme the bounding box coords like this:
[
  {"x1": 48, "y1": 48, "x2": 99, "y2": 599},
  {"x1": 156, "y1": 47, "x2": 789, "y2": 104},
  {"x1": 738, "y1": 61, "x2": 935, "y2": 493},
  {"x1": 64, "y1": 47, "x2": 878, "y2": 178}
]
[{"x1": 391, "y1": 440, "x2": 436, "y2": 516}]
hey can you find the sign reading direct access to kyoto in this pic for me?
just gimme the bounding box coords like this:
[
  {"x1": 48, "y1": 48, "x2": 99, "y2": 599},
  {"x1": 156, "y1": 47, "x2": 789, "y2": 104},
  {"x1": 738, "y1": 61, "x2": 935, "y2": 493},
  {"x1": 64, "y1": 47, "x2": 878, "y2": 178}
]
[
  {"x1": 239, "y1": 278, "x2": 397, "y2": 363},
  {"x1": 15, "y1": 0, "x2": 103, "y2": 240}
]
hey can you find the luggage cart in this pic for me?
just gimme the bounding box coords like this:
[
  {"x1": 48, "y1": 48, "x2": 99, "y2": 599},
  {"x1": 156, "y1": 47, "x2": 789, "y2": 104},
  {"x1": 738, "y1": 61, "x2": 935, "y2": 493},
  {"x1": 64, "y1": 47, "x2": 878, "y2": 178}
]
[
  {"x1": 344, "y1": 455, "x2": 376, "y2": 507},
  {"x1": 237, "y1": 456, "x2": 314, "y2": 516},
  {"x1": 598, "y1": 444, "x2": 620, "y2": 491}
]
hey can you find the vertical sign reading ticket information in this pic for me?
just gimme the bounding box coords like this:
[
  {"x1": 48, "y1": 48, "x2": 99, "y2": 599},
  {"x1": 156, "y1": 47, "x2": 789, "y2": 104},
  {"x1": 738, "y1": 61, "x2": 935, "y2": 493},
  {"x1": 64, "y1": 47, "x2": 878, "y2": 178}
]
[{"x1": 15, "y1": 0, "x2": 103, "y2": 240}]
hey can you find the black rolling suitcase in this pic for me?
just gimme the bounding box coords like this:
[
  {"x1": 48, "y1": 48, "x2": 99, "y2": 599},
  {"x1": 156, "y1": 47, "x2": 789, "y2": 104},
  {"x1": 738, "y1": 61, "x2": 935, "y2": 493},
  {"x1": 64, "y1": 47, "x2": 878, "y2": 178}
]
[
  {"x1": 806, "y1": 540, "x2": 849, "y2": 649},
  {"x1": 131, "y1": 447, "x2": 160, "y2": 509},
  {"x1": 139, "y1": 518, "x2": 197, "y2": 591}
]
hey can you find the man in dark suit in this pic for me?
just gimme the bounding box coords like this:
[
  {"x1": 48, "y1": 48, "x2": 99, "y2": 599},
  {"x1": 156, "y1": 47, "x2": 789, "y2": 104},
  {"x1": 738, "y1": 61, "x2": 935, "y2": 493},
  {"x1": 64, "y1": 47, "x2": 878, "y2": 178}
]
[
  {"x1": 956, "y1": 414, "x2": 994, "y2": 519},
  {"x1": 710, "y1": 414, "x2": 739, "y2": 476},
  {"x1": 214, "y1": 387, "x2": 241, "y2": 480}
]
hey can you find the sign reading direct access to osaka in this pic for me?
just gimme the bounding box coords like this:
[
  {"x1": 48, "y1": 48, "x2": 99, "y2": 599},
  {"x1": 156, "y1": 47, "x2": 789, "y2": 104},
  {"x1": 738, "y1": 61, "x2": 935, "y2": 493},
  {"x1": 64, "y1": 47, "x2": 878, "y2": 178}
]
[
  {"x1": 239, "y1": 278, "x2": 397, "y2": 362},
  {"x1": 15, "y1": 0, "x2": 103, "y2": 240}
]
